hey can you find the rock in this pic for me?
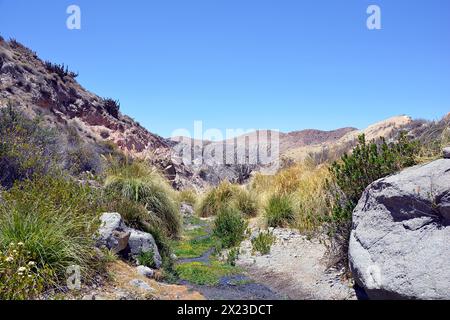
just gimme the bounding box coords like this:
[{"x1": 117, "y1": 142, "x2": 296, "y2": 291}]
[
  {"x1": 126, "y1": 229, "x2": 162, "y2": 269},
  {"x1": 349, "y1": 159, "x2": 450, "y2": 300},
  {"x1": 129, "y1": 279, "x2": 154, "y2": 292},
  {"x1": 136, "y1": 266, "x2": 155, "y2": 279},
  {"x1": 96, "y1": 213, "x2": 131, "y2": 252},
  {"x1": 443, "y1": 147, "x2": 450, "y2": 159}
]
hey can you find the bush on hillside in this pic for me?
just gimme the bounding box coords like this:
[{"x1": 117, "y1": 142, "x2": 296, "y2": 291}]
[{"x1": 0, "y1": 103, "x2": 60, "y2": 189}]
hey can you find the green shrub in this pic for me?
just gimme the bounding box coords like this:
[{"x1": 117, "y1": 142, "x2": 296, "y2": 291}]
[
  {"x1": 0, "y1": 103, "x2": 59, "y2": 189},
  {"x1": 264, "y1": 194, "x2": 295, "y2": 228},
  {"x1": 0, "y1": 175, "x2": 104, "y2": 287},
  {"x1": 251, "y1": 231, "x2": 275, "y2": 255},
  {"x1": 104, "y1": 161, "x2": 181, "y2": 239},
  {"x1": 326, "y1": 133, "x2": 420, "y2": 269},
  {"x1": 213, "y1": 207, "x2": 248, "y2": 249},
  {"x1": 0, "y1": 242, "x2": 51, "y2": 300}
]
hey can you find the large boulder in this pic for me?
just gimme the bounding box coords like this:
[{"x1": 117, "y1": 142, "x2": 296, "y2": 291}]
[
  {"x1": 349, "y1": 159, "x2": 450, "y2": 299},
  {"x1": 96, "y1": 213, "x2": 162, "y2": 269},
  {"x1": 126, "y1": 229, "x2": 162, "y2": 269}
]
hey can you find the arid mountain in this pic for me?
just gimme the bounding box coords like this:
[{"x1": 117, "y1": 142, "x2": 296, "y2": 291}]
[
  {"x1": 0, "y1": 37, "x2": 427, "y2": 189},
  {"x1": 0, "y1": 38, "x2": 170, "y2": 157}
]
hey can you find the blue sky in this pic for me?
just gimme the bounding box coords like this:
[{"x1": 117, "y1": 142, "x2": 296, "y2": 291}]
[{"x1": 1, "y1": 0, "x2": 449, "y2": 137}]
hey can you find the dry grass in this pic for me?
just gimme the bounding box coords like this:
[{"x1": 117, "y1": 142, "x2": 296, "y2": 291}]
[{"x1": 251, "y1": 163, "x2": 333, "y2": 232}]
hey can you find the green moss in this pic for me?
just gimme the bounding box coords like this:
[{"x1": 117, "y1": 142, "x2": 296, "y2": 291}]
[
  {"x1": 175, "y1": 260, "x2": 239, "y2": 285},
  {"x1": 172, "y1": 235, "x2": 215, "y2": 259}
]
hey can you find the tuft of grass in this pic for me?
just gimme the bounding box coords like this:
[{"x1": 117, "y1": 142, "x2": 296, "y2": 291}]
[
  {"x1": 104, "y1": 161, "x2": 181, "y2": 239},
  {"x1": 0, "y1": 174, "x2": 104, "y2": 289},
  {"x1": 213, "y1": 206, "x2": 248, "y2": 249},
  {"x1": 231, "y1": 189, "x2": 259, "y2": 217},
  {"x1": 178, "y1": 189, "x2": 198, "y2": 207},
  {"x1": 197, "y1": 181, "x2": 257, "y2": 217},
  {"x1": 264, "y1": 194, "x2": 295, "y2": 228},
  {"x1": 251, "y1": 231, "x2": 275, "y2": 255}
]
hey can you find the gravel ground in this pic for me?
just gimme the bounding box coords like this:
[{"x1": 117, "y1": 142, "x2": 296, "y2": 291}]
[{"x1": 236, "y1": 227, "x2": 358, "y2": 300}]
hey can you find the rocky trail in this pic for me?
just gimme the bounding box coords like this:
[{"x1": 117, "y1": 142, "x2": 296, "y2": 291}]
[{"x1": 171, "y1": 210, "x2": 356, "y2": 300}]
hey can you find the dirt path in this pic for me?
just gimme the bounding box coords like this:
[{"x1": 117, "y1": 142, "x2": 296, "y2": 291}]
[{"x1": 236, "y1": 227, "x2": 357, "y2": 300}]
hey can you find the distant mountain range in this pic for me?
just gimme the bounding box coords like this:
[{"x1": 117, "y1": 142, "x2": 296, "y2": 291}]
[{"x1": 0, "y1": 37, "x2": 443, "y2": 189}]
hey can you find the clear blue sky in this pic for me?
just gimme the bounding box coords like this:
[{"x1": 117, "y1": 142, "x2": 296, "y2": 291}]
[{"x1": 1, "y1": 0, "x2": 449, "y2": 137}]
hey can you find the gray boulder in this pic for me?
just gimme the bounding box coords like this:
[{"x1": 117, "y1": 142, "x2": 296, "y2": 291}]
[
  {"x1": 349, "y1": 159, "x2": 450, "y2": 299},
  {"x1": 96, "y1": 213, "x2": 162, "y2": 269},
  {"x1": 136, "y1": 266, "x2": 155, "y2": 278},
  {"x1": 127, "y1": 229, "x2": 162, "y2": 269},
  {"x1": 96, "y1": 213, "x2": 130, "y2": 252},
  {"x1": 443, "y1": 147, "x2": 450, "y2": 159}
]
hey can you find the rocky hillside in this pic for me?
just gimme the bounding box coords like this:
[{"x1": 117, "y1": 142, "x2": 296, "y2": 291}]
[
  {"x1": 0, "y1": 37, "x2": 427, "y2": 189},
  {"x1": 0, "y1": 38, "x2": 170, "y2": 157}
]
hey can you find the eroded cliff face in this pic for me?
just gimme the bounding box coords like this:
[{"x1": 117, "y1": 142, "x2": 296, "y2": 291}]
[{"x1": 0, "y1": 38, "x2": 170, "y2": 156}]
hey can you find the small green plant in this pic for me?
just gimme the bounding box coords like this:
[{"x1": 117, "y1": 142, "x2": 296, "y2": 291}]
[
  {"x1": 226, "y1": 248, "x2": 240, "y2": 266},
  {"x1": 213, "y1": 207, "x2": 248, "y2": 249},
  {"x1": 137, "y1": 250, "x2": 155, "y2": 268},
  {"x1": 0, "y1": 242, "x2": 52, "y2": 300},
  {"x1": 264, "y1": 194, "x2": 295, "y2": 228},
  {"x1": 251, "y1": 231, "x2": 275, "y2": 255}
]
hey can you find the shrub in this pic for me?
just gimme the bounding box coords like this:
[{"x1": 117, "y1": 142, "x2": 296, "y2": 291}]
[
  {"x1": 251, "y1": 231, "x2": 275, "y2": 255},
  {"x1": 0, "y1": 175, "x2": 104, "y2": 287},
  {"x1": 213, "y1": 206, "x2": 248, "y2": 249},
  {"x1": 0, "y1": 242, "x2": 51, "y2": 300},
  {"x1": 104, "y1": 161, "x2": 181, "y2": 239},
  {"x1": 103, "y1": 98, "x2": 120, "y2": 118},
  {"x1": 264, "y1": 194, "x2": 295, "y2": 228},
  {"x1": 0, "y1": 103, "x2": 59, "y2": 189},
  {"x1": 325, "y1": 133, "x2": 420, "y2": 269},
  {"x1": 44, "y1": 61, "x2": 78, "y2": 79}
]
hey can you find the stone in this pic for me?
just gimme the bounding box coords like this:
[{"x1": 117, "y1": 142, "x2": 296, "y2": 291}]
[
  {"x1": 96, "y1": 213, "x2": 130, "y2": 252},
  {"x1": 136, "y1": 266, "x2": 155, "y2": 279},
  {"x1": 349, "y1": 159, "x2": 450, "y2": 300},
  {"x1": 126, "y1": 229, "x2": 162, "y2": 269},
  {"x1": 129, "y1": 279, "x2": 154, "y2": 292},
  {"x1": 443, "y1": 147, "x2": 450, "y2": 159}
]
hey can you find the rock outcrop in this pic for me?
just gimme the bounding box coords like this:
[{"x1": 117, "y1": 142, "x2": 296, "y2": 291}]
[
  {"x1": 96, "y1": 213, "x2": 162, "y2": 269},
  {"x1": 349, "y1": 159, "x2": 450, "y2": 300}
]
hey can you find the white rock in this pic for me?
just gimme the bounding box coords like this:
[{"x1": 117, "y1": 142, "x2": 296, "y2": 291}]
[{"x1": 136, "y1": 266, "x2": 155, "y2": 279}]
